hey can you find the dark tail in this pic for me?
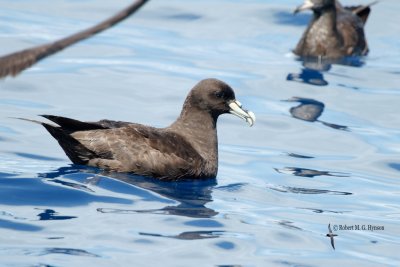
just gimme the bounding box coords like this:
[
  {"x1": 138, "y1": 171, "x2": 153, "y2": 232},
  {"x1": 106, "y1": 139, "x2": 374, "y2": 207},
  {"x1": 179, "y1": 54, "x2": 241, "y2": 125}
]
[
  {"x1": 346, "y1": 1, "x2": 378, "y2": 25},
  {"x1": 15, "y1": 116, "x2": 97, "y2": 165},
  {"x1": 40, "y1": 115, "x2": 107, "y2": 131},
  {"x1": 41, "y1": 123, "x2": 95, "y2": 165}
]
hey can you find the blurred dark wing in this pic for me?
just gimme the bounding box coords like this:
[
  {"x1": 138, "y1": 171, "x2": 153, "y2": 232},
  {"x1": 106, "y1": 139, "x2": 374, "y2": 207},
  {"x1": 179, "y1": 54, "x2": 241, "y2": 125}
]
[
  {"x1": 0, "y1": 44, "x2": 52, "y2": 78},
  {"x1": 0, "y1": 0, "x2": 148, "y2": 79}
]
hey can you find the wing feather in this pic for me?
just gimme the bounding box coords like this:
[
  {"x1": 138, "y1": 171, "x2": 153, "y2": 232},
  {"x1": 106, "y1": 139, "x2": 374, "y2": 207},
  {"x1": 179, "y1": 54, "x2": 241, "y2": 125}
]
[{"x1": 72, "y1": 125, "x2": 205, "y2": 180}]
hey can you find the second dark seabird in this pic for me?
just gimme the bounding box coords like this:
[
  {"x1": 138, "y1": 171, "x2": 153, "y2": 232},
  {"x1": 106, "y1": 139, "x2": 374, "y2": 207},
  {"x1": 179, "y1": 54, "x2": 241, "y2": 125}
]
[{"x1": 293, "y1": 0, "x2": 371, "y2": 59}]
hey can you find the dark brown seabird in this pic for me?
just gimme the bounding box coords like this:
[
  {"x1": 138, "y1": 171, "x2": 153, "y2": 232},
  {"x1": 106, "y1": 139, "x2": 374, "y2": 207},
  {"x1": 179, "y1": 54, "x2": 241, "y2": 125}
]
[
  {"x1": 293, "y1": 0, "x2": 375, "y2": 59},
  {"x1": 24, "y1": 78, "x2": 255, "y2": 181},
  {"x1": 0, "y1": 0, "x2": 148, "y2": 79}
]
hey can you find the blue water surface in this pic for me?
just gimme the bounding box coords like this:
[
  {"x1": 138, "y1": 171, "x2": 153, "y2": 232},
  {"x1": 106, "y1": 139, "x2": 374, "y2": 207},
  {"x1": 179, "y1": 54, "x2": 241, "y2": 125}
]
[{"x1": 0, "y1": 0, "x2": 399, "y2": 266}]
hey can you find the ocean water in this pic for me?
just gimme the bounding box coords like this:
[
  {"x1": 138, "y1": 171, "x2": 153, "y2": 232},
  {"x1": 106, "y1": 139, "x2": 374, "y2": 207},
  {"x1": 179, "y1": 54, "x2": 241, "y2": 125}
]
[{"x1": 0, "y1": 0, "x2": 399, "y2": 266}]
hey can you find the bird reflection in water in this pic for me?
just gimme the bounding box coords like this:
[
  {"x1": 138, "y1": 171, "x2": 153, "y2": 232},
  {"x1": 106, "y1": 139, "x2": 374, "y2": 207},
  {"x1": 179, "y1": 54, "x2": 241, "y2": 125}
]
[
  {"x1": 283, "y1": 97, "x2": 348, "y2": 131},
  {"x1": 287, "y1": 57, "x2": 365, "y2": 87},
  {"x1": 36, "y1": 208, "x2": 77, "y2": 221},
  {"x1": 287, "y1": 65, "x2": 329, "y2": 86},
  {"x1": 39, "y1": 166, "x2": 218, "y2": 219}
]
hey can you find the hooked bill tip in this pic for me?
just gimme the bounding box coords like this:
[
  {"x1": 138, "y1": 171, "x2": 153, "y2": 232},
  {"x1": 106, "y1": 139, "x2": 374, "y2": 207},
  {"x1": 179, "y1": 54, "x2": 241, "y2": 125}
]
[{"x1": 246, "y1": 111, "x2": 256, "y2": 127}]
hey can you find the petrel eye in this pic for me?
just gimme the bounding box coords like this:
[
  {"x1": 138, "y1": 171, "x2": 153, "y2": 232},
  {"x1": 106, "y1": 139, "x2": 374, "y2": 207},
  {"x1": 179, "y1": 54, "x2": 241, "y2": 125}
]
[{"x1": 215, "y1": 92, "x2": 224, "y2": 98}]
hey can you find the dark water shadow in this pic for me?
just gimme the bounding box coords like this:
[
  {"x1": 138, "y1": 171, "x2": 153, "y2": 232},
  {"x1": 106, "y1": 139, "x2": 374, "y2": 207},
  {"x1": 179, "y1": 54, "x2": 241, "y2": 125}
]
[
  {"x1": 215, "y1": 182, "x2": 247, "y2": 192},
  {"x1": 336, "y1": 83, "x2": 360, "y2": 90},
  {"x1": 0, "y1": 169, "x2": 132, "y2": 207},
  {"x1": 42, "y1": 166, "x2": 218, "y2": 218},
  {"x1": 269, "y1": 185, "x2": 352, "y2": 195},
  {"x1": 298, "y1": 207, "x2": 349, "y2": 214},
  {"x1": 274, "y1": 167, "x2": 350, "y2": 178},
  {"x1": 139, "y1": 230, "x2": 224, "y2": 240},
  {"x1": 146, "y1": 6, "x2": 203, "y2": 22},
  {"x1": 12, "y1": 152, "x2": 64, "y2": 162},
  {"x1": 166, "y1": 13, "x2": 202, "y2": 21},
  {"x1": 0, "y1": 172, "x2": 19, "y2": 178},
  {"x1": 278, "y1": 220, "x2": 303, "y2": 231},
  {"x1": 388, "y1": 163, "x2": 400, "y2": 172},
  {"x1": 283, "y1": 97, "x2": 349, "y2": 131},
  {"x1": 25, "y1": 248, "x2": 99, "y2": 257},
  {"x1": 0, "y1": 218, "x2": 43, "y2": 232},
  {"x1": 286, "y1": 153, "x2": 314, "y2": 159},
  {"x1": 0, "y1": 135, "x2": 10, "y2": 142}
]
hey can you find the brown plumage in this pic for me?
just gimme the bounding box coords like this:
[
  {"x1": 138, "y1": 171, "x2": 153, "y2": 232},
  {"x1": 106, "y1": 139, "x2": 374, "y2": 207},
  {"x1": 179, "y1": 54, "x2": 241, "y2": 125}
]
[
  {"x1": 293, "y1": 0, "x2": 376, "y2": 59},
  {"x1": 0, "y1": 0, "x2": 148, "y2": 79},
  {"x1": 30, "y1": 79, "x2": 255, "y2": 181}
]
